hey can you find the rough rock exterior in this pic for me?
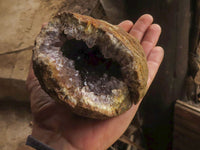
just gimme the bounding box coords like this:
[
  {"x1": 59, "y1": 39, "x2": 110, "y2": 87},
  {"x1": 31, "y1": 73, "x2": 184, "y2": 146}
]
[{"x1": 33, "y1": 12, "x2": 148, "y2": 119}]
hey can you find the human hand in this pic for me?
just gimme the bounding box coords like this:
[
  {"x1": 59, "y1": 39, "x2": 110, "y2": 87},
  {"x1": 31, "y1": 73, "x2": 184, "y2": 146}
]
[{"x1": 26, "y1": 14, "x2": 164, "y2": 150}]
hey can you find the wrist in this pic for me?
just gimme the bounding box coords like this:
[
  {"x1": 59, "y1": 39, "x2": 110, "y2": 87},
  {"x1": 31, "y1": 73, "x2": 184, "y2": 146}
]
[{"x1": 31, "y1": 123, "x2": 77, "y2": 150}]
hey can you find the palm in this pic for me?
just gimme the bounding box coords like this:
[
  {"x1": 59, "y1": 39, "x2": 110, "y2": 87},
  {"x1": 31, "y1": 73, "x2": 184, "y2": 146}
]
[{"x1": 27, "y1": 14, "x2": 163, "y2": 150}]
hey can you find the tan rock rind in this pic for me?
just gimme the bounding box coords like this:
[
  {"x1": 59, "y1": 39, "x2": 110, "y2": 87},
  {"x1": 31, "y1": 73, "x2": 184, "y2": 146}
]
[{"x1": 33, "y1": 12, "x2": 148, "y2": 119}]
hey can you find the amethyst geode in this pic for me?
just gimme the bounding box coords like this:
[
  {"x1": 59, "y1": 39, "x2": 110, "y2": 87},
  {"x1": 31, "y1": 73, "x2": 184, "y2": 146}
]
[{"x1": 33, "y1": 12, "x2": 148, "y2": 119}]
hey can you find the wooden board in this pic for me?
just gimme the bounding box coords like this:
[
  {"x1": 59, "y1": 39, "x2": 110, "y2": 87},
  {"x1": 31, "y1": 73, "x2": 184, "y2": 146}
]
[
  {"x1": 173, "y1": 100, "x2": 200, "y2": 150},
  {"x1": 0, "y1": 49, "x2": 32, "y2": 101}
]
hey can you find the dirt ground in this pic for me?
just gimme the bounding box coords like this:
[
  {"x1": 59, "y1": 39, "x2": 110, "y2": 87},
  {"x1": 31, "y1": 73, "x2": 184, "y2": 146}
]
[{"x1": 0, "y1": 100, "x2": 32, "y2": 150}]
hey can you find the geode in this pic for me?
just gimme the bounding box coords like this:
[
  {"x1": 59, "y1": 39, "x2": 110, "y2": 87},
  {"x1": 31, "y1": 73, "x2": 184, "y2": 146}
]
[{"x1": 33, "y1": 12, "x2": 148, "y2": 119}]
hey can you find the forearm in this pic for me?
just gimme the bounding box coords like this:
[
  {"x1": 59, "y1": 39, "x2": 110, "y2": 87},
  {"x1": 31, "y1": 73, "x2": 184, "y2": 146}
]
[{"x1": 30, "y1": 123, "x2": 77, "y2": 150}]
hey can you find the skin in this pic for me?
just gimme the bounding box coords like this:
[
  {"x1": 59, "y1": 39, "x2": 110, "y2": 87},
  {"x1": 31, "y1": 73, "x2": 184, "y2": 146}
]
[{"x1": 26, "y1": 14, "x2": 164, "y2": 150}]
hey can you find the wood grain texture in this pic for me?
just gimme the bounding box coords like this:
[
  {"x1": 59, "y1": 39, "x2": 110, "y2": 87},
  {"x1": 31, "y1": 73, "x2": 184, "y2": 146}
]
[
  {"x1": 173, "y1": 100, "x2": 200, "y2": 150},
  {"x1": 125, "y1": 0, "x2": 191, "y2": 149},
  {"x1": 187, "y1": 0, "x2": 200, "y2": 102}
]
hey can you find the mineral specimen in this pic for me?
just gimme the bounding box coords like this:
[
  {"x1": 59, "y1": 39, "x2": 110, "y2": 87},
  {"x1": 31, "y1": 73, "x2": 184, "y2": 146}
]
[{"x1": 33, "y1": 12, "x2": 148, "y2": 119}]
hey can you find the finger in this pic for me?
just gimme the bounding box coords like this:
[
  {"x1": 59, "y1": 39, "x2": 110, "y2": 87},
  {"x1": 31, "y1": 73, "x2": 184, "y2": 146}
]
[
  {"x1": 141, "y1": 24, "x2": 161, "y2": 57},
  {"x1": 26, "y1": 61, "x2": 56, "y2": 116},
  {"x1": 26, "y1": 61, "x2": 40, "y2": 93},
  {"x1": 118, "y1": 20, "x2": 134, "y2": 32},
  {"x1": 129, "y1": 14, "x2": 153, "y2": 42},
  {"x1": 147, "y1": 46, "x2": 164, "y2": 88},
  {"x1": 42, "y1": 22, "x2": 48, "y2": 28}
]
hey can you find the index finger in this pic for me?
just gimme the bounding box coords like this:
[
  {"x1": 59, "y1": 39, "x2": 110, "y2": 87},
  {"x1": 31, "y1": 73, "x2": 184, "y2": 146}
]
[
  {"x1": 129, "y1": 14, "x2": 153, "y2": 42},
  {"x1": 118, "y1": 20, "x2": 134, "y2": 32}
]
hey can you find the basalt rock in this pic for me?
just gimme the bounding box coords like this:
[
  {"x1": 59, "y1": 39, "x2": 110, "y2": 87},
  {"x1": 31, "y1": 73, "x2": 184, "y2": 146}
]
[{"x1": 33, "y1": 12, "x2": 148, "y2": 119}]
